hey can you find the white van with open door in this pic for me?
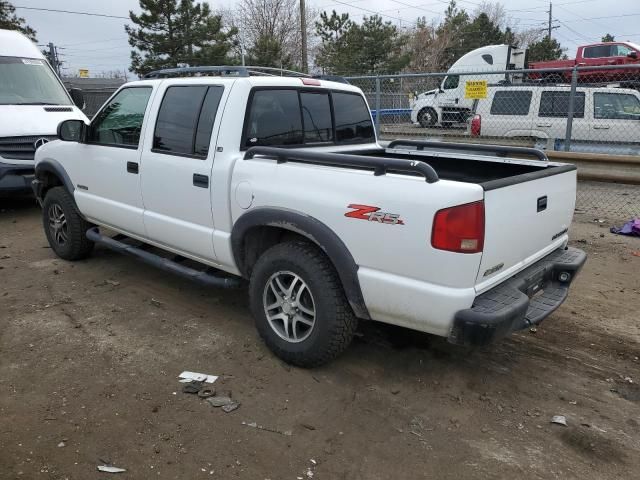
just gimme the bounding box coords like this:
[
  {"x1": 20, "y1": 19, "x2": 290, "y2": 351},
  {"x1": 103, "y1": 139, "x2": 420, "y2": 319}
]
[{"x1": 0, "y1": 29, "x2": 88, "y2": 195}]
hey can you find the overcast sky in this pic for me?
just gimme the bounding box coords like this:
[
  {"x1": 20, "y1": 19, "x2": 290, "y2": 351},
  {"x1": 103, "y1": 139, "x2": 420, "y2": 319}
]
[{"x1": 15, "y1": 0, "x2": 640, "y2": 77}]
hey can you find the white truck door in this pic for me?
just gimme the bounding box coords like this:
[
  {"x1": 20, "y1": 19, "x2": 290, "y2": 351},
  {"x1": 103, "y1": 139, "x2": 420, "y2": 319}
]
[
  {"x1": 140, "y1": 84, "x2": 226, "y2": 262},
  {"x1": 73, "y1": 86, "x2": 153, "y2": 237},
  {"x1": 591, "y1": 91, "x2": 640, "y2": 143}
]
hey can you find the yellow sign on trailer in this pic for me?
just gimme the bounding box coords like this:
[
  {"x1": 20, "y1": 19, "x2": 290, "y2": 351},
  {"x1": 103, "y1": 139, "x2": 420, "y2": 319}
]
[
  {"x1": 78, "y1": 69, "x2": 89, "y2": 78},
  {"x1": 464, "y1": 80, "x2": 487, "y2": 99}
]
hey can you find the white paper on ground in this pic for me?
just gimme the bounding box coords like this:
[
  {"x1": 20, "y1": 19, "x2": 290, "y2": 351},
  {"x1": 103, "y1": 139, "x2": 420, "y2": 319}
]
[
  {"x1": 97, "y1": 465, "x2": 127, "y2": 473},
  {"x1": 179, "y1": 371, "x2": 218, "y2": 384}
]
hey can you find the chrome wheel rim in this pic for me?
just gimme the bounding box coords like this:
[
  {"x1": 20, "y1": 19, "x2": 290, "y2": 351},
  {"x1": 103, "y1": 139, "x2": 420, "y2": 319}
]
[
  {"x1": 263, "y1": 271, "x2": 316, "y2": 343},
  {"x1": 48, "y1": 203, "x2": 68, "y2": 247}
]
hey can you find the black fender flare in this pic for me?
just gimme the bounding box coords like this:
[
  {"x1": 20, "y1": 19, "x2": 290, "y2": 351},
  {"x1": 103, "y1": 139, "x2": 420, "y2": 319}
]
[
  {"x1": 34, "y1": 158, "x2": 75, "y2": 200},
  {"x1": 231, "y1": 207, "x2": 370, "y2": 319}
]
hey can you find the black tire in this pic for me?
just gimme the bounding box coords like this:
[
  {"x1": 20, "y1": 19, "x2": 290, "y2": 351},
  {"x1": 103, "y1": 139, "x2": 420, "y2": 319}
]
[
  {"x1": 42, "y1": 186, "x2": 94, "y2": 261},
  {"x1": 249, "y1": 241, "x2": 357, "y2": 367},
  {"x1": 418, "y1": 107, "x2": 437, "y2": 127}
]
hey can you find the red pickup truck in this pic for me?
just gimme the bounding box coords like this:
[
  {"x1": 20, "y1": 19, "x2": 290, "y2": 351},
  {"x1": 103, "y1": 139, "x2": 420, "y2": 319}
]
[{"x1": 529, "y1": 42, "x2": 640, "y2": 84}]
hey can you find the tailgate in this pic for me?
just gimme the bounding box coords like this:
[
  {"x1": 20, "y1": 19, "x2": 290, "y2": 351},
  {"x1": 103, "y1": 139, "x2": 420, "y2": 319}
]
[{"x1": 476, "y1": 167, "x2": 577, "y2": 290}]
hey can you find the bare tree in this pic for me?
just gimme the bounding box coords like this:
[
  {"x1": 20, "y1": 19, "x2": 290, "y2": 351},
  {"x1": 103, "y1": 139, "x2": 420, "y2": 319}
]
[{"x1": 230, "y1": 0, "x2": 317, "y2": 70}]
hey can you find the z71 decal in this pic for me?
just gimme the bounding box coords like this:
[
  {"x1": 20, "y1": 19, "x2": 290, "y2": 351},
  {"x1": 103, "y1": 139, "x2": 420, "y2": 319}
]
[{"x1": 344, "y1": 204, "x2": 404, "y2": 225}]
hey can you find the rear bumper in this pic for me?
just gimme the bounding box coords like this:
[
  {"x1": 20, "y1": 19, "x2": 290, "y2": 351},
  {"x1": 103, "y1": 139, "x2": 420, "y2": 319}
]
[
  {"x1": 449, "y1": 246, "x2": 587, "y2": 346},
  {"x1": 0, "y1": 161, "x2": 34, "y2": 194}
]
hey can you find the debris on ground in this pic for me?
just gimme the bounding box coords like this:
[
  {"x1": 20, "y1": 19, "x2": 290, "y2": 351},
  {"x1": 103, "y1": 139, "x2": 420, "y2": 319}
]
[
  {"x1": 182, "y1": 381, "x2": 203, "y2": 394},
  {"x1": 149, "y1": 298, "x2": 164, "y2": 308},
  {"x1": 97, "y1": 465, "x2": 127, "y2": 473},
  {"x1": 197, "y1": 386, "x2": 216, "y2": 398},
  {"x1": 222, "y1": 401, "x2": 240, "y2": 413},
  {"x1": 551, "y1": 415, "x2": 568, "y2": 427},
  {"x1": 57, "y1": 441, "x2": 65, "y2": 448},
  {"x1": 241, "y1": 421, "x2": 292, "y2": 436},
  {"x1": 105, "y1": 280, "x2": 120, "y2": 287},
  {"x1": 206, "y1": 395, "x2": 233, "y2": 407},
  {"x1": 178, "y1": 371, "x2": 218, "y2": 383},
  {"x1": 610, "y1": 218, "x2": 640, "y2": 237}
]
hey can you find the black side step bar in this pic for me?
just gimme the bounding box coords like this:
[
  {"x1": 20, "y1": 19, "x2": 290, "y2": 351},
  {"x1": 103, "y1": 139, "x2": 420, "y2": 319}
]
[
  {"x1": 386, "y1": 139, "x2": 549, "y2": 163},
  {"x1": 244, "y1": 146, "x2": 439, "y2": 184},
  {"x1": 86, "y1": 227, "x2": 241, "y2": 289}
]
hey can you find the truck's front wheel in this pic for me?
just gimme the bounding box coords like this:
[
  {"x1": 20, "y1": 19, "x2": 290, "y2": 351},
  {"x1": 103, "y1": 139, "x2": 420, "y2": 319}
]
[
  {"x1": 418, "y1": 107, "x2": 437, "y2": 127},
  {"x1": 249, "y1": 241, "x2": 357, "y2": 367},
  {"x1": 42, "y1": 186, "x2": 94, "y2": 261}
]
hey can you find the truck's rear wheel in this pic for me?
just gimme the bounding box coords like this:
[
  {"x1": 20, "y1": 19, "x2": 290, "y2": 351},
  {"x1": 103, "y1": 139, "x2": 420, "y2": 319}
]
[
  {"x1": 418, "y1": 107, "x2": 437, "y2": 127},
  {"x1": 42, "y1": 186, "x2": 94, "y2": 261},
  {"x1": 249, "y1": 241, "x2": 357, "y2": 367}
]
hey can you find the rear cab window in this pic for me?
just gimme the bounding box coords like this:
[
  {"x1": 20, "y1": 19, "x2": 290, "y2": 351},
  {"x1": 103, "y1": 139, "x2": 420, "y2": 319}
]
[
  {"x1": 243, "y1": 88, "x2": 374, "y2": 149},
  {"x1": 489, "y1": 90, "x2": 532, "y2": 116},
  {"x1": 539, "y1": 91, "x2": 585, "y2": 118}
]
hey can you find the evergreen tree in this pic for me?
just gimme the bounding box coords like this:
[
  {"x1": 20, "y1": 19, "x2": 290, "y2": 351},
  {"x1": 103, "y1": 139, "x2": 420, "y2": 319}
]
[
  {"x1": 247, "y1": 34, "x2": 293, "y2": 68},
  {"x1": 125, "y1": 0, "x2": 237, "y2": 76},
  {"x1": 528, "y1": 36, "x2": 565, "y2": 62},
  {"x1": 601, "y1": 33, "x2": 615, "y2": 42},
  {"x1": 315, "y1": 13, "x2": 408, "y2": 75},
  {"x1": 0, "y1": 0, "x2": 36, "y2": 41}
]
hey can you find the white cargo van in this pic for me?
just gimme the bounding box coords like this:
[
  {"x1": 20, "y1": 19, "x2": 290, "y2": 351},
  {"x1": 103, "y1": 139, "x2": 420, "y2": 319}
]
[
  {"x1": 410, "y1": 45, "x2": 526, "y2": 127},
  {"x1": 0, "y1": 29, "x2": 87, "y2": 194}
]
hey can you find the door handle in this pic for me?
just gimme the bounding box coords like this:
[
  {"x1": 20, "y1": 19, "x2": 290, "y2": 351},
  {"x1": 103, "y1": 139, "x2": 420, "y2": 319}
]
[
  {"x1": 593, "y1": 125, "x2": 610, "y2": 129},
  {"x1": 193, "y1": 173, "x2": 209, "y2": 188},
  {"x1": 536, "y1": 123, "x2": 552, "y2": 127},
  {"x1": 127, "y1": 162, "x2": 139, "y2": 174}
]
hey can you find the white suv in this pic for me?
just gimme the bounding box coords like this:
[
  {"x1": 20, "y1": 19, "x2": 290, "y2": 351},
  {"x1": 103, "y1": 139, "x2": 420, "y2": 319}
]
[
  {"x1": 33, "y1": 66, "x2": 586, "y2": 366},
  {"x1": 469, "y1": 85, "x2": 640, "y2": 144}
]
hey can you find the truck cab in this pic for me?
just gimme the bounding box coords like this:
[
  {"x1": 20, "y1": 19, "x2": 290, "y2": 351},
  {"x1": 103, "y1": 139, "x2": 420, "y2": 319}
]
[
  {"x1": 411, "y1": 44, "x2": 526, "y2": 127},
  {"x1": 0, "y1": 29, "x2": 87, "y2": 195}
]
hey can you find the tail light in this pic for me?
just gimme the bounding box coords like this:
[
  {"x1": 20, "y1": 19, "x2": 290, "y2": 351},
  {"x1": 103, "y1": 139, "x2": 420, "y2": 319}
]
[
  {"x1": 431, "y1": 201, "x2": 484, "y2": 254},
  {"x1": 470, "y1": 114, "x2": 481, "y2": 137}
]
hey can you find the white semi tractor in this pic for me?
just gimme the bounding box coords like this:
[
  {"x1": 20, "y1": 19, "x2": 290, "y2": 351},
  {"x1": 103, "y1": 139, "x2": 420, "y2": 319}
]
[{"x1": 410, "y1": 44, "x2": 526, "y2": 128}]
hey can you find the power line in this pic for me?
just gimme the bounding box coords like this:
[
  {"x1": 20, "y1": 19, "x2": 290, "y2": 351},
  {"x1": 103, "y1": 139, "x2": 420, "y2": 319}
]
[{"x1": 13, "y1": 6, "x2": 129, "y2": 20}]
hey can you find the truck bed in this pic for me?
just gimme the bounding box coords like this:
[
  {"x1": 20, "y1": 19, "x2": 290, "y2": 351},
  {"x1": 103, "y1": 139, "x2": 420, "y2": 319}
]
[{"x1": 342, "y1": 144, "x2": 575, "y2": 189}]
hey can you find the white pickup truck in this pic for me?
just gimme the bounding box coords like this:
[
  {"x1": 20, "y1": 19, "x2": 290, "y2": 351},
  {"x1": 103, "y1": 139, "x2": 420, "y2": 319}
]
[{"x1": 33, "y1": 66, "x2": 586, "y2": 367}]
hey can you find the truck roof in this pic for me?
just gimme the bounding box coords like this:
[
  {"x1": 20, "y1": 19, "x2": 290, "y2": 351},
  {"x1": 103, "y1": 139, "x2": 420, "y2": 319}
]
[
  {"x1": 0, "y1": 29, "x2": 44, "y2": 59},
  {"x1": 120, "y1": 75, "x2": 363, "y2": 94}
]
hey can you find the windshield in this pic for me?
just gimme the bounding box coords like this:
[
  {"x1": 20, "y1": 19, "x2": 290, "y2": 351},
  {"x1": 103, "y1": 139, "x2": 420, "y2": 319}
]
[{"x1": 0, "y1": 56, "x2": 72, "y2": 105}]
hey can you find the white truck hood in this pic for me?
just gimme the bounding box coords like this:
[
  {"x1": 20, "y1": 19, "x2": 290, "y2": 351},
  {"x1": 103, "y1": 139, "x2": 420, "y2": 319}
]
[{"x1": 0, "y1": 105, "x2": 87, "y2": 137}]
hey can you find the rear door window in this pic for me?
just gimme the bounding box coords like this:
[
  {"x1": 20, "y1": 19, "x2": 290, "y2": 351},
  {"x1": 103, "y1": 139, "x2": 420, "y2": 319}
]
[
  {"x1": 539, "y1": 91, "x2": 585, "y2": 118},
  {"x1": 583, "y1": 45, "x2": 612, "y2": 58},
  {"x1": 489, "y1": 90, "x2": 532, "y2": 115},
  {"x1": 153, "y1": 85, "x2": 224, "y2": 157},
  {"x1": 332, "y1": 92, "x2": 374, "y2": 143}
]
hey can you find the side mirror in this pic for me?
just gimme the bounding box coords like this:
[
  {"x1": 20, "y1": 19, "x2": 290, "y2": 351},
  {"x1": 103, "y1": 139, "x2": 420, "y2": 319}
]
[
  {"x1": 69, "y1": 88, "x2": 85, "y2": 109},
  {"x1": 628, "y1": 51, "x2": 638, "y2": 59},
  {"x1": 57, "y1": 119, "x2": 86, "y2": 142}
]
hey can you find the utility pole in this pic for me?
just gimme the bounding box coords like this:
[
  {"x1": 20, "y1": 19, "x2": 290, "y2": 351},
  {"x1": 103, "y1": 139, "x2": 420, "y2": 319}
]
[
  {"x1": 300, "y1": 0, "x2": 308, "y2": 73},
  {"x1": 547, "y1": 2, "x2": 552, "y2": 39},
  {"x1": 47, "y1": 42, "x2": 61, "y2": 75}
]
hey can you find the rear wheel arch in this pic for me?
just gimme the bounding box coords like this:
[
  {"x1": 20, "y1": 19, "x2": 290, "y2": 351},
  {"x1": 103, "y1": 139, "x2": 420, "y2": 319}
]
[{"x1": 231, "y1": 207, "x2": 370, "y2": 319}]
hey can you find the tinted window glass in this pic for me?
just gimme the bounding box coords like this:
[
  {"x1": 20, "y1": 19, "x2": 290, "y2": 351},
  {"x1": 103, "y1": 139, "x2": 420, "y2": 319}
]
[
  {"x1": 539, "y1": 91, "x2": 585, "y2": 118},
  {"x1": 613, "y1": 45, "x2": 633, "y2": 56},
  {"x1": 245, "y1": 90, "x2": 303, "y2": 147},
  {"x1": 154, "y1": 86, "x2": 207, "y2": 155},
  {"x1": 594, "y1": 92, "x2": 640, "y2": 120},
  {"x1": 333, "y1": 92, "x2": 374, "y2": 142},
  {"x1": 584, "y1": 45, "x2": 612, "y2": 58},
  {"x1": 194, "y1": 87, "x2": 224, "y2": 156},
  {"x1": 489, "y1": 90, "x2": 532, "y2": 115},
  {"x1": 88, "y1": 87, "x2": 152, "y2": 147},
  {"x1": 443, "y1": 75, "x2": 459, "y2": 90},
  {"x1": 300, "y1": 91, "x2": 333, "y2": 143}
]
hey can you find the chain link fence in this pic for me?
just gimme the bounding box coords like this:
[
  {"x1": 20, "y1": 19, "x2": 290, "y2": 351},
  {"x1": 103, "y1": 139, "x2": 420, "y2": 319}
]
[{"x1": 347, "y1": 65, "x2": 640, "y2": 222}]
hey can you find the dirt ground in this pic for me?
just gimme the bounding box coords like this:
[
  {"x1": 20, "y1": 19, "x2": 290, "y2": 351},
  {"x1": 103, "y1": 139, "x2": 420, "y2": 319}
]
[{"x1": 1, "y1": 198, "x2": 639, "y2": 480}]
